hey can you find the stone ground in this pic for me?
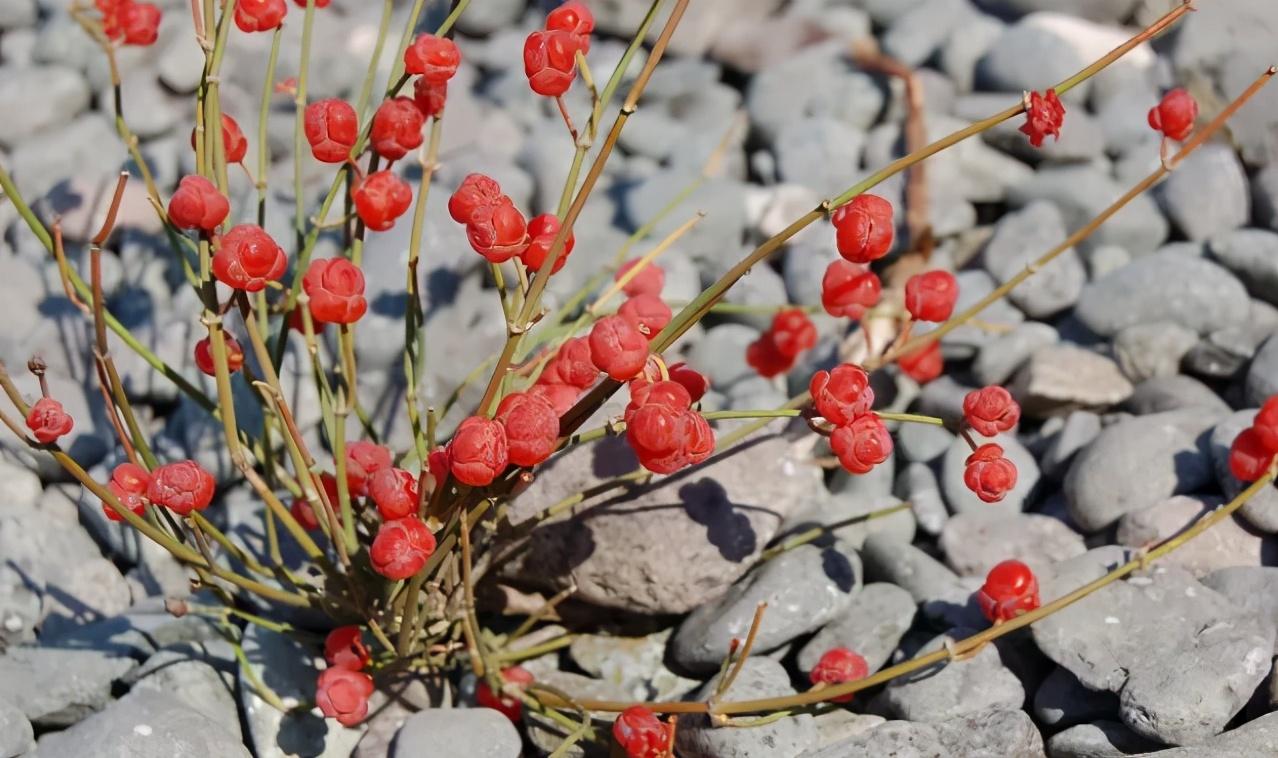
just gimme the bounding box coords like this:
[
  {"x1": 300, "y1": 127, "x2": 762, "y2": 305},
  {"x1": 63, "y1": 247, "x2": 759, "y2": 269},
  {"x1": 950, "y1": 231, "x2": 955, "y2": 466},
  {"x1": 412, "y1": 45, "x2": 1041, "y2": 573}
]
[{"x1": 3, "y1": 0, "x2": 1278, "y2": 756}]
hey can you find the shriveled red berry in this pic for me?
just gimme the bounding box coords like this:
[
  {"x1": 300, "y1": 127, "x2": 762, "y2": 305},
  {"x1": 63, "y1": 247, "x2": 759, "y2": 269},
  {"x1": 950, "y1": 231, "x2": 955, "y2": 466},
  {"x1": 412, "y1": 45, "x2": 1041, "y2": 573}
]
[
  {"x1": 146, "y1": 460, "x2": 215, "y2": 515},
  {"x1": 475, "y1": 666, "x2": 534, "y2": 722},
  {"x1": 904, "y1": 270, "x2": 958, "y2": 323},
  {"x1": 193, "y1": 335, "x2": 245, "y2": 376},
  {"x1": 344, "y1": 440, "x2": 391, "y2": 497},
  {"x1": 963, "y1": 443, "x2": 1018, "y2": 503},
  {"x1": 234, "y1": 0, "x2": 286, "y2": 32},
  {"x1": 370, "y1": 97, "x2": 425, "y2": 161},
  {"x1": 618, "y1": 294, "x2": 672, "y2": 341},
  {"x1": 1230, "y1": 427, "x2": 1276, "y2": 483},
  {"x1": 612, "y1": 706, "x2": 670, "y2": 758},
  {"x1": 290, "y1": 497, "x2": 321, "y2": 530},
  {"x1": 496, "y1": 392, "x2": 560, "y2": 468},
  {"x1": 449, "y1": 416, "x2": 509, "y2": 486},
  {"x1": 528, "y1": 382, "x2": 581, "y2": 416},
  {"x1": 213, "y1": 224, "x2": 287, "y2": 291},
  {"x1": 963, "y1": 386, "x2": 1020, "y2": 438},
  {"x1": 448, "y1": 173, "x2": 503, "y2": 225},
  {"x1": 625, "y1": 379, "x2": 692, "y2": 425},
  {"x1": 190, "y1": 114, "x2": 248, "y2": 164},
  {"x1": 808, "y1": 648, "x2": 869, "y2": 704},
  {"x1": 304, "y1": 99, "x2": 358, "y2": 164},
  {"x1": 897, "y1": 340, "x2": 942, "y2": 384},
  {"x1": 746, "y1": 333, "x2": 794, "y2": 378},
  {"x1": 368, "y1": 467, "x2": 419, "y2": 520},
  {"x1": 809, "y1": 364, "x2": 874, "y2": 427},
  {"x1": 523, "y1": 30, "x2": 578, "y2": 97},
  {"x1": 303, "y1": 258, "x2": 368, "y2": 324},
  {"x1": 1253, "y1": 397, "x2": 1278, "y2": 454},
  {"x1": 369, "y1": 517, "x2": 436, "y2": 579},
  {"x1": 832, "y1": 194, "x2": 894, "y2": 264},
  {"x1": 324, "y1": 626, "x2": 370, "y2": 671},
  {"x1": 103, "y1": 480, "x2": 146, "y2": 523},
  {"x1": 977, "y1": 559, "x2": 1039, "y2": 623},
  {"x1": 412, "y1": 77, "x2": 448, "y2": 119},
  {"x1": 1020, "y1": 88, "x2": 1065, "y2": 148},
  {"x1": 1148, "y1": 88, "x2": 1197, "y2": 142},
  {"x1": 821, "y1": 260, "x2": 881, "y2": 320},
  {"x1": 667, "y1": 363, "x2": 708, "y2": 404},
  {"x1": 542, "y1": 337, "x2": 599, "y2": 389},
  {"x1": 315, "y1": 667, "x2": 373, "y2": 727},
  {"x1": 168, "y1": 175, "x2": 229, "y2": 232},
  {"x1": 102, "y1": 462, "x2": 150, "y2": 523},
  {"x1": 546, "y1": 1, "x2": 595, "y2": 38},
  {"x1": 616, "y1": 259, "x2": 665, "y2": 297},
  {"x1": 466, "y1": 198, "x2": 529, "y2": 263},
  {"x1": 25, "y1": 397, "x2": 73, "y2": 445},
  {"x1": 120, "y1": 1, "x2": 161, "y2": 46},
  {"x1": 353, "y1": 170, "x2": 413, "y2": 232},
  {"x1": 830, "y1": 413, "x2": 892, "y2": 475},
  {"x1": 403, "y1": 34, "x2": 460, "y2": 85},
  {"x1": 589, "y1": 315, "x2": 650, "y2": 381},
  {"x1": 770, "y1": 309, "x2": 817, "y2": 358},
  {"x1": 520, "y1": 213, "x2": 574, "y2": 273}
]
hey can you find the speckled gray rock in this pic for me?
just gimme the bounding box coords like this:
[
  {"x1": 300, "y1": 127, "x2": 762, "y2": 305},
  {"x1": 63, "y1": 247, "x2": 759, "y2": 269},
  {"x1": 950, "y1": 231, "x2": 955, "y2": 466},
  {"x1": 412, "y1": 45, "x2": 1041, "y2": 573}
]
[
  {"x1": 130, "y1": 648, "x2": 240, "y2": 742},
  {"x1": 1117, "y1": 495, "x2": 1275, "y2": 576},
  {"x1": 1201, "y1": 567, "x2": 1278, "y2": 654},
  {"x1": 796, "y1": 583, "x2": 916, "y2": 675},
  {"x1": 0, "y1": 647, "x2": 135, "y2": 727},
  {"x1": 0, "y1": 697, "x2": 32, "y2": 758},
  {"x1": 896, "y1": 421, "x2": 956, "y2": 465},
  {"x1": 676, "y1": 658, "x2": 816, "y2": 758},
  {"x1": 1113, "y1": 322, "x2": 1198, "y2": 383},
  {"x1": 689, "y1": 324, "x2": 760, "y2": 390},
  {"x1": 1136, "y1": 710, "x2": 1278, "y2": 756},
  {"x1": 799, "y1": 709, "x2": 1043, "y2": 758},
  {"x1": 670, "y1": 542, "x2": 861, "y2": 672},
  {"x1": 775, "y1": 117, "x2": 865, "y2": 197},
  {"x1": 1125, "y1": 375, "x2": 1231, "y2": 417},
  {"x1": 1034, "y1": 667, "x2": 1119, "y2": 729},
  {"x1": 1008, "y1": 165, "x2": 1167, "y2": 255},
  {"x1": 1010, "y1": 345, "x2": 1133, "y2": 417},
  {"x1": 1255, "y1": 165, "x2": 1278, "y2": 232},
  {"x1": 1156, "y1": 144, "x2": 1250, "y2": 242},
  {"x1": 1032, "y1": 552, "x2": 1275, "y2": 745},
  {"x1": 1064, "y1": 410, "x2": 1218, "y2": 532},
  {"x1": 973, "y1": 322, "x2": 1059, "y2": 387},
  {"x1": 0, "y1": 64, "x2": 90, "y2": 148},
  {"x1": 1045, "y1": 720, "x2": 1164, "y2": 758},
  {"x1": 1209, "y1": 229, "x2": 1278, "y2": 307},
  {"x1": 860, "y1": 533, "x2": 984, "y2": 628},
  {"x1": 884, "y1": 629, "x2": 1025, "y2": 722},
  {"x1": 982, "y1": 201, "x2": 1085, "y2": 318},
  {"x1": 391, "y1": 709, "x2": 521, "y2": 758},
  {"x1": 1208, "y1": 410, "x2": 1278, "y2": 533},
  {"x1": 941, "y1": 432, "x2": 1040, "y2": 517},
  {"x1": 1041, "y1": 411, "x2": 1102, "y2": 480},
  {"x1": 897, "y1": 462, "x2": 948, "y2": 535},
  {"x1": 940, "y1": 511, "x2": 1085, "y2": 578},
  {"x1": 1245, "y1": 335, "x2": 1278, "y2": 408},
  {"x1": 1075, "y1": 251, "x2": 1250, "y2": 337},
  {"x1": 569, "y1": 630, "x2": 698, "y2": 702}
]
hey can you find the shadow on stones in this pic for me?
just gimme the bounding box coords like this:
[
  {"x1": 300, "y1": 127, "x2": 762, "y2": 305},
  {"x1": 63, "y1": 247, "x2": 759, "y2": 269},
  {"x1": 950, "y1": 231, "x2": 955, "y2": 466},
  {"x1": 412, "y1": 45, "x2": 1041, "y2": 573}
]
[
  {"x1": 820, "y1": 546, "x2": 856, "y2": 593},
  {"x1": 679, "y1": 479, "x2": 758, "y2": 563},
  {"x1": 276, "y1": 710, "x2": 330, "y2": 757}
]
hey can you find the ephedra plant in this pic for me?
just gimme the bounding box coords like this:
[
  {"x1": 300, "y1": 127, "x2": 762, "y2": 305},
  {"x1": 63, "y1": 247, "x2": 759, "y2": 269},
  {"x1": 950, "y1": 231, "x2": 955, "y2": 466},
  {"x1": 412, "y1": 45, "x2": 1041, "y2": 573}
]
[{"x1": 0, "y1": 0, "x2": 1276, "y2": 754}]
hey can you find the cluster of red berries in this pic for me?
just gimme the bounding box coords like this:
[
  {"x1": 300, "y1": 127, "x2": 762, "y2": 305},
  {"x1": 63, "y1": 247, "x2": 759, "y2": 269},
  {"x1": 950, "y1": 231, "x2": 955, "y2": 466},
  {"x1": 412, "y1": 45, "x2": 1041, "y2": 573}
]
[
  {"x1": 475, "y1": 666, "x2": 535, "y2": 722},
  {"x1": 624, "y1": 373, "x2": 713, "y2": 474},
  {"x1": 808, "y1": 647, "x2": 869, "y2": 703},
  {"x1": 977, "y1": 559, "x2": 1040, "y2": 623},
  {"x1": 1020, "y1": 89, "x2": 1065, "y2": 147},
  {"x1": 315, "y1": 625, "x2": 374, "y2": 726},
  {"x1": 98, "y1": 459, "x2": 216, "y2": 521},
  {"x1": 524, "y1": 1, "x2": 595, "y2": 97},
  {"x1": 810, "y1": 364, "x2": 893, "y2": 475},
  {"x1": 97, "y1": 0, "x2": 161, "y2": 46},
  {"x1": 1229, "y1": 397, "x2": 1278, "y2": 482},
  {"x1": 612, "y1": 705, "x2": 673, "y2": 758},
  {"x1": 448, "y1": 174, "x2": 533, "y2": 264},
  {"x1": 234, "y1": 0, "x2": 329, "y2": 33},
  {"x1": 959, "y1": 386, "x2": 1021, "y2": 503},
  {"x1": 746, "y1": 309, "x2": 817, "y2": 378},
  {"x1": 25, "y1": 397, "x2": 74, "y2": 445}
]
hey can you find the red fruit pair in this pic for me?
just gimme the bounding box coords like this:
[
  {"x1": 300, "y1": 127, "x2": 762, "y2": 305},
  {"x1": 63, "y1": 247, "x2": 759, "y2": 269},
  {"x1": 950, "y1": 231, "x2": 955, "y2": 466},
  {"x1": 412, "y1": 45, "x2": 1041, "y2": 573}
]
[
  {"x1": 212, "y1": 224, "x2": 287, "y2": 291},
  {"x1": 496, "y1": 392, "x2": 560, "y2": 468},
  {"x1": 147, "y1": 460, "x2": 216, "y2": 516},
  {"x1": 531, "y1": 337, "x2": 596, "y2": 415},
  {"x1": 193, "y1": 335, "x2": 245, "y2": 376},
  {"x1": 344, "y1": 440, "x2": 392, "y2": 497},
  {"x1": 962, "y1": 386, "x2": 1020, "y2": 437},
  {"x1": 1229, "y1": 397, "x2": 1278, "y2": 482},
  {"x1": 523, "y1": 2, "x2": 594, "y2": 97},
  {"x1": 190, "y1": 114, "x2": 248, "y2": 164},
  {"x1": 904, "y1": 270, "x2": 958, "y2": 323},
  {"x1": 830, "y1": 414, "x2": 892, "y2": 475},
  {"x1": 520, "y1": 214, "x2": 575, "y2": 274},
  {"x1": 475, "y1": 666, "x2": 535, "y2": 723},
  {"x1": 821, "y1": 260, "x2": 881, "y2": 320},
  {"x1": 629, "y1": 359, "x2": 708, "y2": 406},
  {"x1": 448, "y1": 174, "x2": 530, "y2": 263},
  {"x1": 323, "y1": 626, "x2": 371, "y2": 671},
  {"x1": 616, "y1": 259, "x2": 665, "y2": 298},
  {"x1": 1148, "y1": 88, "x2": 1197, "y2": 142},
  {"x1": 304, "y1": 258, "x2": 368, "y2": 324},
  {"x1": 234, "y1": 0, "x2": 285, "y2": 32},
  {"x1": 809, "y1": 364, "x2": 875, "y2": 427},
  {"x1": 368, "y1": 468, "x2": 418, "y2": 520},
  {"x1": 412, "y1": 78, "x2": 448, "y2": 119},
  {"x1": 369, "y1": 517, "x2": 436, "y2": 579},
  {"x1": 99, "y1": 0, "x2": 161, "y2": 46},
  {"x1": 370, "y1": 98, "x2": 425, "y2": 161},
  {"x1": 625, "y1": 380, "x2": 714, "y2": 474},
  {"x1": 612, "y1": 706, "x2": 672, "y2": 758},
  {"x1": 304, "y1": 99, "x2": 359, "y2": 164},
  {"x1": 403, "y1": 34, "x2": 461, "y2": 85},
  {"x1": 963, "y1": 443, "x2": 1018, "y2": 503},
  {"x1": 354, "y1": 171, "x2": 413, "y2": 232},
  {"x1": 168, "y1": 175, "x2": 229, "y2": 233},
  {"x1": 745, "y1": 309, "x2": 817, "y2": 379},
  {"x1": 809, "y1": 648, "x2": 869, "y2": 703},
  {"x1": 1020, "y1": 88, "x2": 1065, "y2": 148},
  {"x1": 977, "y1": 559, "x2": 1039, "y2": 623},
  {"x1": 315, "y1": 667, "x2": 373, "y2": 727},
  {"x1": 102, "y1": 462, "x2": 150, "y2": 522},
  {"x1": 25, "y1": 397, "x2": 74, "y2": 445},
  {"x1": 832, "y1": 194, "x2": 894, "y2": 264}
]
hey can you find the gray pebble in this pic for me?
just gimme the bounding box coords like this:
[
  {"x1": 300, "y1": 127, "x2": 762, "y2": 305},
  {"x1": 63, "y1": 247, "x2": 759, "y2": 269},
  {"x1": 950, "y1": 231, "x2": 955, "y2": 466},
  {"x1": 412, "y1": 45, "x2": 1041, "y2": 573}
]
[
  {"x1": 1045, "y1": 720, "x2": 1164, "y2": 758},
  {"x1": 1041, "y1": 410, "x2": 1103, "y2": 481},
  {"x1": 0, "y1": 64, "x2": 89, "y2": 149},
  {"x1": 796, "y1": 583, "x2": 916, "y2": 675},
  {"x1": 1155, "y1": 143, "x2": 1250, "y2": 242},
  {"x1": 940, "y1": 511, "x2": 1085, "y2": 578},
  {"x1": 0, "y1": 697, "x2": 32, "y2": 758},
  {"x1": 1124, "y1": 375, "x2": 1231, "y2": 416},
  {"x1": 775, "y1": 117, "x2": 865, "y2": 198},
  {"x1": 1201, "y1": 567, "x2": 1278, "y2": 653},
  {"x1": 897, "y1": 462, "x2": 948, "y2": 535},
  {"x1": 0, "y1": 647, "x2": 135, "y2": 728},
  {"x1": 973, "y1": 322, "x2": 1059, "y2": 387},
  {"x1": 1112, "y1": 322, "x2": 1198, "y2": 383},
  {"x1": 1010, "y1": 344, "x2": 1133, "y2": 417},
  {"x1": 392, "y1": 709, "x2": 521, "y2": 758},
  {"x1": 1008, "y1": 165, "x2": 1167, "y2": 255},
  {"x1": 676, "y1": 657, "x2": 816, "y2": 758},
  {"x1": 1209, "y1": 229, "x2": 1278, "y2": 306},
  {"x1": 981, "y1": 201, "x2": 1085, "y2": 318},
  {"x1": 1117, "y1": 495, "x2": 1275, "y2": 576},
  {"x1": 799, "y1": 709, "x2": 1043, "y2": 758},
  {"x1": 1245, "y1": 335, "x2": 1278, "y2": 407},
  {"x1": 883, "y1": 628, "x2": 1025, "y2": 722}
]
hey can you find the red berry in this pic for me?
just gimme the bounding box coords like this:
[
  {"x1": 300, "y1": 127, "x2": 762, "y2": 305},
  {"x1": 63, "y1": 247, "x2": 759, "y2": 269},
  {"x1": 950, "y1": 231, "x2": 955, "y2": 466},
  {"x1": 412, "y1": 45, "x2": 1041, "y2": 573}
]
[
  {"x1": 904, "y1": 270, "x2": 959, "y2": 323},
  {"x1": 368, "y1": 467, "x2": 419, "y2": 520},
  {"x1": 808, "y1": 648, "x2": 869, "y2": 703},
  {"x1": 546, "y1": 1, "x2": 595, "y2": 38},
  {"x1": 168, "y1": 175, "x2": 230, "y2": 232},
  {"x1": 962, "y1": 386, "x2": 1020, "y2": 438},
  {"x1": 304, "y1": 99, "x2": 358, "y2": 164},
  {"x1": 449, "y1": 416, "x2": 509, "y2": 486},
  {"x1": 290, "y1": 497, "x2": 321, "y2": 530},
  {"x1": 897, "y1": 340, "x2": 942, "y2": 384},
  {"x1": 520, "y1": 214, "x2": 574, "y2": 273},
  {"x1": 830, "y1": 413, "x2": 892, "y2": 475},
  {"x1": 353, "y1": 170, "x2": 413, "y2": 232},
  {"x1": 146, "y1": 460, "x2": 215, "y2": 515},
  {"x1": 103, "y1": 480, "x2": 147, "y2": 523},
  {"x1": 626, "y1": 401, "x2": 702, "y2": 475},
  {"x1": 666, "y1": 362, "x2": 708, "y2": 404},
  {"x1": 370, "y1": 97, "x2": 425, "y2": 161},
  {"x1": 1148, "y1": 88, "x2": 1197, "y2": 142},
  {"x1": 475, "y1": 666, "x2": 534, "y2": 722},
  {"x1": 303, "y1": 258, "x2": 368, "y2": 324},
  {"x1": 212, "y1": 224, "x2": 287, "y2": 292},
  {"x1": 523, "y1": 30, "x2": 578, "y2": 97},
  {"x1": 589, "y1": 315, "x2": 650, "y2": 381},
  {"x1": 369, "y1": 517, "x2": 436, "y2": 580},
  {"x1": 102, "y1": 463, "x2": 150, "y2": 523},
  {"x1": 1020, "y1": 88, "x2": 1065, "y2": 148},
  {"x1": 496, "y1": 392, "x2": 560, "y2": 468},
  {"x1": 293, "y1": 0, "x2": 331, "y2": 7},
  {"x1": 770, "y1": 309, "x2": 817, "y2": 358},
  {"x1": 466, "y1": 198, "x2": 529, "y2": 263},
  {"x1": 977, "y1": 559, "x2": 1039, "y2": 623},
  {"x1": 963, "y1": 443, "x2": 1018, "y2": 503},
  {"x1": 616, "y1": 259, "x2": 665, "y2": 297},
  {"x1": 448, "y1": 173, "x2": 503, "y2": 225},
  {"x1": 315, "y1": 667, "x2": 373, "y2": 727},
  {"x1": 24, "y1": 397, "x2": 73, "y2": 445},
  {"x1": 832, "y1": 194, "x2": 894, "y2": 264},
  {"x1": 193, "y1": 335, "x2": 245, "y2": 376},
  {"x1": 618, "y1": 294, "x2": 672, "y2": 341},
  {"x1": 809, "y1": 364, "x2": 875, "y2": 427},
  {"x1": 528, "y1": 382, "x2": 581, "y2": 416},
  {"x1": 120, "y1": 1, "x2": 160, "y2": 45},
  {"x1": 344, "y1": 440, "x2": 392, "y2": 496},
  {"x1": 190, "y1": 114, "x2": 248, "y2": 164},
  {"x1": 404, "y1": 34, "x2": 460, "y2": 85},
  {"x1": 234, "y1": 0, "x2": 286, "y2": 32},
  {"x1": 624, "y1": 379, "x2": 692, "y2": 426},
  {"x1": 542, "y1": 337, "x2": 599, "y2": 389},
  {"x1": 1230, "y1": 427, "x2": 1276, "y2": 483},
  {"x1": 612, "y1": 706, "x2": 670, "y2": 758},
  {"x1": 324, "y1": 626, "x2": 370, "y2": 671},
  {"x1": 746, "y1": 334, "x2": 794, "y2": 378},
  {"x1": 821, "y1": 259, "x2": 881, "y2": 320},
  {"x1": 1253, "y1": 397, "x2": 1278, "y2": 453},
  {"x1": 412, "y1": 77, "x2": 448, "y2": 119}
]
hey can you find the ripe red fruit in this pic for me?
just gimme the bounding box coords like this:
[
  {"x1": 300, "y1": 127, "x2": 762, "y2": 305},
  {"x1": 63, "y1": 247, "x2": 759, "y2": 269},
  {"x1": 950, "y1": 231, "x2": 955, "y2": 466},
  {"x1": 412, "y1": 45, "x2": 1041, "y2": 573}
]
[
  {"x1": 1230, "y1": 427, "x2": 1276, "y2": 483},
  {"x1": 25, "y1": 397, "x2": 73, "y2": 445},
  {"x1": 612, "y1": 706, "x2": 670, "y2": 758},
  {"x1": 616, "y1": 259, "x2": 665, "y2": 297},
  {"x1": 120, "y1": 1, "x2": 161, "y2": 45},
  {"x1": 448, "y1": 173, "x2": 503, "y2": 225},
  {"x1": 618, "y1": 294, "x2": 672, "y2": 341},
  {"x1": 146, "y1": 460, "x2": 215, "y2": 515},
  {"x1": 1253, "y1": 397, "x2": 1278, "y2": 453},
  {"x1": 193, "y1": 335, "x2": 245, "y2": 376},
  {"x1": 963, "y1": 386, "x2": 1021, "y2": 437},
  {"x1": 368, "y1": 467, "x2": 419, "y2": 520},
  {"x1": 821, "y1": 259, "x2": 881, "y2": 320},
  {"x1": 324, "y1": 626, "x2": 370, "y2": 671},
  {"x1": 1020, "y1": 88, "x2": 1065, "y2": 148},
  {"x1": 190, "y1": 114, "x2": 248, "y2": 164},
  {"x1": 809, "y1": 364, "x2": 875, "y2": 427},
  {"x1": 304, "y1": 99, "x2": 358, "y2": 163},
  {"x1": 403, "y1": 34, "x2": 460, "y2": 85},
  {"x1": 370, "y1": 97, "x2": 425, "y2": 161},
  {"x1": 963, "y1": 443, "x2": 1018, "y2": 503},
  {"x1": 315, "y1": 667, "x2": 373, "y2": 727},
  {"x1": 808, "y1": 648, "x2": 869, "y2": 703},
  {"x1": 625, "y1": 379, "x2": 692, "y2": 425},
  {"x1": 1147, "y1": 88, "x2": 1198, "y2": 142},
  {"x1": 344, "y1": 440, "x2": 392, "y2": 496},
  {"x1": 546, "y1": 1, "x2": 595, "y2": 38},
  {"x1": 830, "y1": 413, "x2": 892, "y2": 475},
  {"x1": 542, "y1": 337, "x2": 599, "y2": 389},
  {"x1": 770, "y1": 309, "x2": 817, "y2": 358},
  {"x1": 293, "y1": 0, "x2": 331, "y2": 6},
  {"x1": 904, "y1": 270, "x2": 959, "y2": 323},
  {"x1": 667, "y1": 362, "x2": 708, "y2": 404},
  {"x1": 369, "y1": 517, "x2": 436, "y2": 580},
  {"x1": 832, "y1": 194, "x2": 894, "y2": 264},
  {"x1": 353, "y1": 170, "x2": 413, "y2": 232},
  {"x1": 624, "y1": 379, "x2": 713, "y2": 474},
  {"x1": 496, "y1": 392, "x2": 560, "y2": 468},
  {"x1": 168, "y1": 175, "x2": 230, "y2": 232},
  {"x1": 303, "y1": 258, "x2": 368, "y2": 324},
  {"x1": 524, "y1": 30, "x2": 578, "y2": 97},
  {"x1": 897, "y1": 340, "x2": 942, "y2": 384},
  {"x1": 103, "y1": 481, "x2": 146, "y2": 522},
  {"x1": 589, "y1": 315, "x2": 650, "y2": 381},
  {"x1": 466, "y1": 198, "x2": 529, "y2": 263},
  {"x1": 449, "y1": 416, "x2": 509, "y2": 486},
  {"x1": 102, "y1": 462, "x2": 150, "y2": 522},
  {"x1": 212, "y1": 224, "x2": 287, "y2": 291},
  {"x1": 528, "y1": 382, "x2": 581, "y2": 416},
  {"x1": 475, "y1": 666, "x2": 534, "y2": 722},
  {"x1": 412, "y1": 77, "x2": 448, "y2": 119},
  {"x1": 977, "y1": 559, "x2": 1039, "y2": 623},
  {"x1": 520, "y1": 214, "x2": 574, "y2": 273},
  {"x1": 745, "y1": 334, "x2": 795, "y2": 378},
  {"x1": 290, "y1": 497, "x2": 321, "y2": 530},
  {"x1": 234, "y1": 0, "x2": 286, "y2": 32}
]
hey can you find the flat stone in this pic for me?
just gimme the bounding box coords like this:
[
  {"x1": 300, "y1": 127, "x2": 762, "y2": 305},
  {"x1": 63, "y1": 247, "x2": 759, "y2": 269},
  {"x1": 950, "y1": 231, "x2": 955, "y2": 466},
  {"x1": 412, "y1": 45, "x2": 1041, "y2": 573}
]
[
  {"x1": 1209, "y1": 229, "x2": 1278, "y2": 307},
  {"x1": 1010, "y1": 345, "x2": 1133, "y2": 417},
  {"x1": 0, "y1": 697, "x2": 33, "y2": 758},
  {"x1": 676, "y1": 657, "x2": 816, "y2": 758},
  {"x1": 973, "y1": 321, "x2": 1059, "y2": 387},
  {"x1": 893, "y1": 419, "x2": 955, "y2": 466},
  {"x1": 0, "y1": 64, "x2": 89, "y2": 148},
  {"x1": 1117, "y1": 495, "x2": 1276, "y2": 576},
  {"x1": 1201, "y1": 567, "x2": 1278, "y2": 654},
  {"x1": 883, "y1": 629, "x2": 1025, "y2": 723},
  {"x1": 800, "y1": 709, "x2": 1043, "y2": 757},
  {"x1": 940, "y1": 511, "x2": 1085, "y2": 578},
  {"x1": 982, "y1": 201, "x2": 1085, "y2": 318},
  {"x1": 0, "y1": 647, "x2": 135, "y2": 727},
  {"x1": 568, "y1": 630, "x2": 698, "y2": 702},
  {"x1": 941, "y1": 432, "x2": 1040, "y2": 517},
  {"x1": 1124, "y1": 375, "x2": 1231, "y2": 417},
  {"x1": 1041, "y1": 410, "x2": 1102, "y2": 481},
  {"x1": 860, "y1": 533, "x2": 984, "y2": 629},
  {"x1": 1008, "y1": 165, "x2": 1167, "y2": 255},
  {"x1": 775, "y1": 117, "x2": 866, "y2": 198},
  {"x1": 391, "y1": 708, "x2": 521, "y2": 758},
  {"x1": 1034, "y1": 666, "x2": 1119, "y2": 729},
  {"x1": 1075, "y1": 251, "x2": 1250, "y2": 337},
  {"x1": 1155, "y1": 144, "x2": 1250, "y2": 242},
  {"x1": 896, "y1": 462, "x2": 948, "y2": 536},
  {"x1": 1112, "y1": 322, "x2": 1198, "y2": 384},
  {"x1": 1136, "y1": 710, "x2": 1278, "y2": 756},
  {"x1": 796, "y1": 583, "x2": 916, "y2": 675},
  {"x1": 1245, "y1": 335, "x2": 1278, "y2": 407},
  {"x1": 1208, "y1": 410, "x2": 1278, "y2": 533},
  {"x1": 1045, "y1": 720, "x2": 1164, "y2": 758}
]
